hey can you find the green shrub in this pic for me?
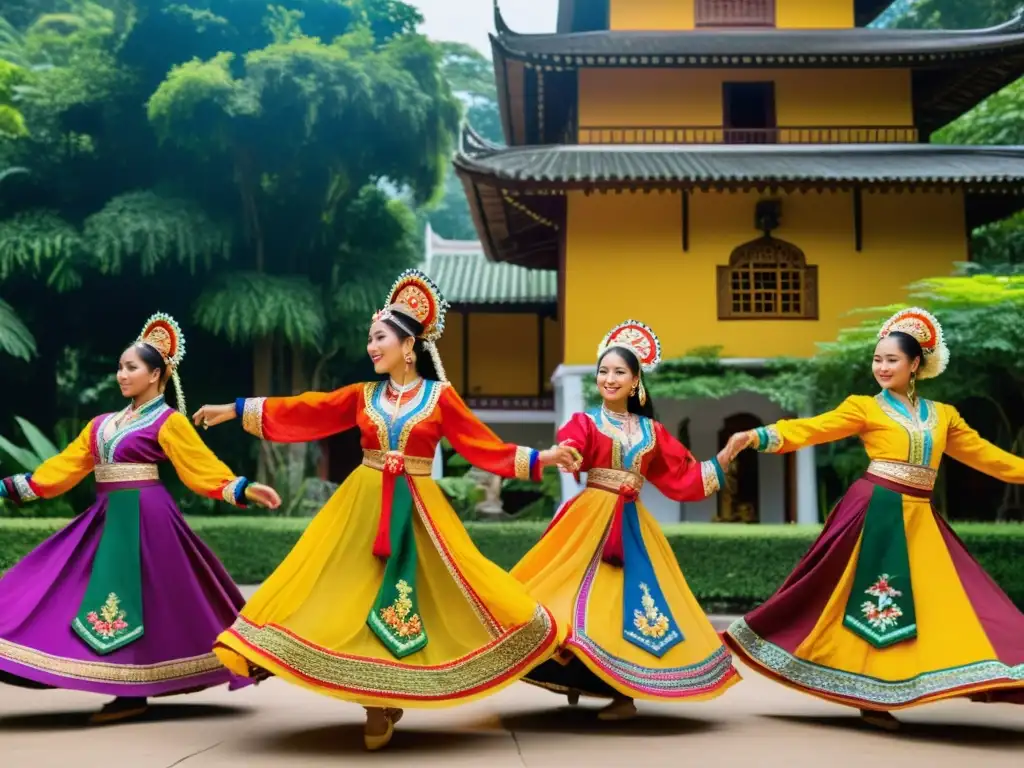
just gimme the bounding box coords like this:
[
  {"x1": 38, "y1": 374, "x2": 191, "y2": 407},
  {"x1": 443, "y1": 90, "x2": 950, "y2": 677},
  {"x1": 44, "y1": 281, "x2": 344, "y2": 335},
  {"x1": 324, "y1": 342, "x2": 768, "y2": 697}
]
[{"x1": 3, "y1": 518, "x2": 1023, "y2": 611}]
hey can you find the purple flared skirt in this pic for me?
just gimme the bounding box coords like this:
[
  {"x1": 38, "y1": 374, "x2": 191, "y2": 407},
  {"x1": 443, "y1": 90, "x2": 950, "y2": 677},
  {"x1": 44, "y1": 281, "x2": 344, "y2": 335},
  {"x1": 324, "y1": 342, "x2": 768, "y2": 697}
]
[{"x1": 0, "y1": 481, "x2": 246, "y2": 697}]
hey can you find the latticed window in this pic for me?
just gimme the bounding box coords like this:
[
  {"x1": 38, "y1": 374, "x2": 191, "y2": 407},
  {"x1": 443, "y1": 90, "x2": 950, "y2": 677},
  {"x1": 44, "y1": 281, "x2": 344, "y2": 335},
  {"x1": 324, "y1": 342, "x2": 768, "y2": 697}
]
[{"x1": 717, "y1": 237, "x2": 818, "y2": 320}]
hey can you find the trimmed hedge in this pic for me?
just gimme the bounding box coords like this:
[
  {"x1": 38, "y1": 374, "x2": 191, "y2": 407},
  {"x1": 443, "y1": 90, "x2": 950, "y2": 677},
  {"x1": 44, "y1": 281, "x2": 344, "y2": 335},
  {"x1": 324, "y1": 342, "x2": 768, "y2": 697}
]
[{"x1": 3, "y1": 518, "x2": 1024, "y2": 611}]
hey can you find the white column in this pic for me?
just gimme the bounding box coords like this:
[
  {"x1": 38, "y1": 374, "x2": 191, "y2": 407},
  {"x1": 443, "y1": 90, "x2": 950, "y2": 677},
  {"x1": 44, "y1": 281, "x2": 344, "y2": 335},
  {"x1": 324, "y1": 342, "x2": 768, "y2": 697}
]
[
  {"x1": 551, "y1": 364, "x2": 590, "y2": 504},
  {"x1": 432, "y1": 443, "x2": 444, "y2": 480},
  {"x1": 795, "y1": 407, "x2": 818, "y2": 524}
]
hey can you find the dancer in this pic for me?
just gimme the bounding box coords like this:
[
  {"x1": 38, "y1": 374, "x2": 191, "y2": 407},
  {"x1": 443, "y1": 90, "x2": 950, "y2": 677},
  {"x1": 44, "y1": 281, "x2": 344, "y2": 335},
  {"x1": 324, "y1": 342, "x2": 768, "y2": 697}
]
[
  {"x1": 0, "y1": 313, "x2": 280, "y2": 724},
  {"x1": 193, "y1": 269, "x2": 573, "y2": 750},
  {"x1": 723, "y1": 308, "x2": 1024, "y2": 730},
  {"x1": 511, "y1": 320, "x2": 741, "y2": 720}
]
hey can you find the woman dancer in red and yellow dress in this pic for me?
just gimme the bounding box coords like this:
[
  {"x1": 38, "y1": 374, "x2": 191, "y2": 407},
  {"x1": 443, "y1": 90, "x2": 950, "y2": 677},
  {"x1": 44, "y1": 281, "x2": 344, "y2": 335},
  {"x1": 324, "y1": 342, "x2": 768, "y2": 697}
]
[
  {"x1": 723, "y1": 308, "x2": 1024, "y2": 730},
  {"x1": 193, "y1": 270, "x2": 573, "y2": 750},
  {"x1": 512, "y1": 321, "x2": 741, "y2": 721}
]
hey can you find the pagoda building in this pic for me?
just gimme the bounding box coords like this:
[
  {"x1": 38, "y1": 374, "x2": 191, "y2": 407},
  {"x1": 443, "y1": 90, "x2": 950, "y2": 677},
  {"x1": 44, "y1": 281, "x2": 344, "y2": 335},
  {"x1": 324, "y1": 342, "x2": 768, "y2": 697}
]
[{"x1": 454, "y1": 0, "x2": 1024, "y2": 523}]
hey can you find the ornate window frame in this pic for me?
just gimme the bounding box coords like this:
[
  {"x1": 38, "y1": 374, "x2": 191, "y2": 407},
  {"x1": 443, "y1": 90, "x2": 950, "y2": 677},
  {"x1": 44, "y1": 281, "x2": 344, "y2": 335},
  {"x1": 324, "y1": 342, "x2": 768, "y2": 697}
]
[{"x1": 716, "y1": 236, "x2": 818, "y2": 320}]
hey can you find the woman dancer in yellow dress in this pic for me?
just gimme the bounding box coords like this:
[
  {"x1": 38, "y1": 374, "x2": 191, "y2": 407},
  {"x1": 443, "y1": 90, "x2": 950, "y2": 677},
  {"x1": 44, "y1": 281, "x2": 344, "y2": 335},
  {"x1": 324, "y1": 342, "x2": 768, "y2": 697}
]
[
  {"x1": 723, "y1": 308, "x2": 1024, "y2": 730},
  {"x1": 512, "y1": 321, "x2": 741, "y2": 720},
  {"x1": 193, "y1": 270, "x2": 573, "y2": 750}
]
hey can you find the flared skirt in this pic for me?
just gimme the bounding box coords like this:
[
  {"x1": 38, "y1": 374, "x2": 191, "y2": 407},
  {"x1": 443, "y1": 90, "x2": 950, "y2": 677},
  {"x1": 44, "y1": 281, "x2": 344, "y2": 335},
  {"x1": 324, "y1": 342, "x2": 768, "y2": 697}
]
[
  {"x1": 725, "y1": 477, "x2": 1024, "y2": 709},
  {"x1": 214, "y1": 466, "x2": 558, "y2": 709},
  {"x1": 511, "y1": 488, "x2": 739, "y2": 702}
]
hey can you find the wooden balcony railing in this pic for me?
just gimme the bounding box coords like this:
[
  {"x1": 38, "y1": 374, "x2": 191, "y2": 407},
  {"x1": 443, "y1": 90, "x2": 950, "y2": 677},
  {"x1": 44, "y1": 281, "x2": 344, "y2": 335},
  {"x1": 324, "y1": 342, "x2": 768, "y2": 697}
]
[
  {"x1": 696, "y1": 0, "x2": 776, "y2": 27},
  {"x1": 577, "y1": 126, "x2": 920, "y2": 145}
]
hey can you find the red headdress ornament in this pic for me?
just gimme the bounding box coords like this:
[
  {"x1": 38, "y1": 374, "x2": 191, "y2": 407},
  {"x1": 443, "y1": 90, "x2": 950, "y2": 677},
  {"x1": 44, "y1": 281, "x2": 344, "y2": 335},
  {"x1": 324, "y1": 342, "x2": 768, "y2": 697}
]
[
  {"x1": 597, "y1": 320, "x2": 662, "y2": 375},
  {"x1": 136, "y1": 312, "x2": 187, "y2": 412},
  {"x1": 878, "y1": 307, "x2": 949, "y2": 380},
  {"x1": 372, "y1": 269, "x2": 451, "y2": 382}
]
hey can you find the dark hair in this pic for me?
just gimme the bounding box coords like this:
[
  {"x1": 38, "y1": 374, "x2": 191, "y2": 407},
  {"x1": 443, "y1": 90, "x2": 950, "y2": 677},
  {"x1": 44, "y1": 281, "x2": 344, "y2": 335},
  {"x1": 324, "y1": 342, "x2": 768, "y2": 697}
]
[
  {"x1": 382, "y1": 311, "x2": 441, "y2": 382},
  {"x1": 885, "y1": 331, "x2": 923, "y2": 370},
  {"x1": 597, "y1": 347, "x2": 655, "y2": 419},
  {"x1": 130, "y1": 342, "x2": 178, "y2": 409}
]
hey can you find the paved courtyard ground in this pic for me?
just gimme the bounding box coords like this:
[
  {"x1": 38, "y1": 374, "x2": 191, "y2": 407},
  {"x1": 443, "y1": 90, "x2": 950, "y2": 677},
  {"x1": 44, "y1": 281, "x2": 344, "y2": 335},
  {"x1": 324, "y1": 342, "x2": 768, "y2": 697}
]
[{"x1": 2, "y1": 654, "x2": 1022, "y2": 768}]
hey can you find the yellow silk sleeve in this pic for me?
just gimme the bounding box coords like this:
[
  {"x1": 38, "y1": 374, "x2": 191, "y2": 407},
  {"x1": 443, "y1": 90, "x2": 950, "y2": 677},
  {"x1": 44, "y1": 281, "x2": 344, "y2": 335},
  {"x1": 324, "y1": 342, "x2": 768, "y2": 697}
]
[
  {"x1": 158, "y1": 411, "x2": 248, "y2": 506},
  {"x1": 943, "y1": 405, "x2": 1024, "y2": 483},
  {"x1": 18, "y1": 418, "x2": 97, "y2": 500},
  {"x1": 750, "y1": 396, "x2": 868, "y2": 454}
]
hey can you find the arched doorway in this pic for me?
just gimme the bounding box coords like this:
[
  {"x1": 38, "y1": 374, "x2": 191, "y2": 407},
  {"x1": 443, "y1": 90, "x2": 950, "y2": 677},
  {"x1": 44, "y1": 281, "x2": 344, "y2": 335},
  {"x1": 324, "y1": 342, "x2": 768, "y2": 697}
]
[{"x1": 715, "y1": 413, "x2": 762, "y2": 523}]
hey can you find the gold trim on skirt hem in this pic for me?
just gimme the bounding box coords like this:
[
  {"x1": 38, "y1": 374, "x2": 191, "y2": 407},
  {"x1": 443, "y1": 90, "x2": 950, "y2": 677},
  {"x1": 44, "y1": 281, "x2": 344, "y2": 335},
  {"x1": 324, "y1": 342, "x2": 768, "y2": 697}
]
[
  {"x1": 224, "y1": 606, "x2": 555, "y2": 700},
  {"x1": 0, "y1": 638, "x2": 224, "y2": 684},
  {"x1": 727, "y1": 618, "x2": 1024, "y2": 707}
]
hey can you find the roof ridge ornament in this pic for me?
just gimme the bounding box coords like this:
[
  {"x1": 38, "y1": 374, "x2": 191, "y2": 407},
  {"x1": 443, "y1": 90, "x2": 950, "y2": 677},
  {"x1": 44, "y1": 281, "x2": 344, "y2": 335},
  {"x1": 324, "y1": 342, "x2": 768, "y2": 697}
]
[{"x1": 493, "y1": 0, "x2": 511, "y2": 36}]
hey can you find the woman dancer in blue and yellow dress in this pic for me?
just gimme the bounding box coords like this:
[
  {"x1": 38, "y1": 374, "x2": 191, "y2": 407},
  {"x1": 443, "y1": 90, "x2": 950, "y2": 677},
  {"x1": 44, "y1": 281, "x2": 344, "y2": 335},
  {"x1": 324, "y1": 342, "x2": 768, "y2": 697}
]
[
  {"x1": 723, "y1": 308, "x2": 1024, "y2": 730},
  {"x1": 512, "y1": 321, "x2": 741, "y2": 721},
  {"x1": 192, "y1": 270, "x2": 574, "y2": 750}
]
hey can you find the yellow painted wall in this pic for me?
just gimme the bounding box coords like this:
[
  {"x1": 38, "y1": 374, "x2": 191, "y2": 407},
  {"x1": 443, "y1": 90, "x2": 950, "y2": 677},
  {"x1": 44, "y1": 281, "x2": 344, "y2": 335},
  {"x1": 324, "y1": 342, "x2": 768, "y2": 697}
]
[
  {"x1": 610, "y1": 0, "x2": 694, "y2": 30},
  {"x1": 562, "y1": 189, "x2": 967, "y2": 363},
  {"x1": 467, "y1": 313, "x2": 539, "y2": 395},
  {"x1": 577, "y1": 69, "x2": 913, "y2": 131},
  {"x1": 608, "y1": 0, "x2": 853, "y2": 30},
  {"x1": 435, "y1": 311, "x2": 464, "y2": 389}
]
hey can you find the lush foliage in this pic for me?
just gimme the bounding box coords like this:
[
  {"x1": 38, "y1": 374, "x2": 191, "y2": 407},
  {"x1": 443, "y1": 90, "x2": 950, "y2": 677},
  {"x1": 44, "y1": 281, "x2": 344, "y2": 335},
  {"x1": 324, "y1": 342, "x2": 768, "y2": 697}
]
[
  {"x1": 0, "y1": 0, "x2": 462, "y2": 485},
  {"x1": 4, "y1": 517, "x2": 1023, "y2": 609}
]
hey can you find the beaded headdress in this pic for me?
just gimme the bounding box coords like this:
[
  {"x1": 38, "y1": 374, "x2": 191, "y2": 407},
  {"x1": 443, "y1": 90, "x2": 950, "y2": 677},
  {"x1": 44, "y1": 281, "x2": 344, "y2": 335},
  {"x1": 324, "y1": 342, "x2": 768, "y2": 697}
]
[
  {"x1": 372, "y1": 269, "x2": 451, "y2": 382},
  {"x1": 137, "y1": 312, "x2": 187, "y2": 413},
  {"x1": 878, "y1": 307, "x2": 949, "y2": 380},
  {"x1": 597, "y1": 320, "x2": 662, "y2": 375},
  {"x1": 597, "y1": 320, "x2": 661, "y2": 406}
]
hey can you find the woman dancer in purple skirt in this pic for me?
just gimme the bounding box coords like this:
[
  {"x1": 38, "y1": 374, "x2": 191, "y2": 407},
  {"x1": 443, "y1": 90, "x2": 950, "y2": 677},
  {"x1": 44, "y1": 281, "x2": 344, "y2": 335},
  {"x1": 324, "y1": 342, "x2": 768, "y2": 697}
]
[{"x1": 0, "y1": 313, "x2": 280, "y2": 724}]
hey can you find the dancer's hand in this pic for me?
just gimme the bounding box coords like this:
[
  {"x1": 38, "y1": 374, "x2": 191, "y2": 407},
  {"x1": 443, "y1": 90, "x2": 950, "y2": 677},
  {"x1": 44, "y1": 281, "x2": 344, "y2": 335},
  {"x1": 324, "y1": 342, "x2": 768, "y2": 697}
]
[
  {"x1": 244, "y1": 483, "x2": 281, "y2": 510},
  {"x1": 192, "y1": 403, "x2": 236, "y2": 430},
  {"x1": 720, "y1": 431, "x2": 754, "y2": 465},
  {"x1": 538, "y1": 445, "x2": 577, "y2": 473}
]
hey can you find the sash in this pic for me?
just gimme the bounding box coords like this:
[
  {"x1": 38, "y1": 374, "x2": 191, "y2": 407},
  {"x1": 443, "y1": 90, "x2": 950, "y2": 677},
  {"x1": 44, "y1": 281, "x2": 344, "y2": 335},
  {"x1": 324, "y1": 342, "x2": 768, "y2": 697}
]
[
  {"x1": 620, "y1": 498, "x2": 683, "y2": 658},
  {"x1": 367, "y1": 467, "x2": 427, "y2": 658},
  {"x1": 842, "y1": 484, "x2": 917, "y2": 648},
  {"x1": 72, "y1": 489, "x2": 145, "y2": 654}
]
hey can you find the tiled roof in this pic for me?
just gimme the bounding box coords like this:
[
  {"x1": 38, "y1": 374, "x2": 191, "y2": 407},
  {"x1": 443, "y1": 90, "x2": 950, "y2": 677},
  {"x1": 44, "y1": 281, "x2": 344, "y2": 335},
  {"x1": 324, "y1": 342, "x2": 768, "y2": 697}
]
[
  {"x1": 424, "y1": 229, "x2": 556, "y2": 305},
  {"x1": 455, "y1": 142, "x2": 1024, "y2": 189},
  {"x1": 493, "y1": 14, "x2": 1024, "y2": 63}
]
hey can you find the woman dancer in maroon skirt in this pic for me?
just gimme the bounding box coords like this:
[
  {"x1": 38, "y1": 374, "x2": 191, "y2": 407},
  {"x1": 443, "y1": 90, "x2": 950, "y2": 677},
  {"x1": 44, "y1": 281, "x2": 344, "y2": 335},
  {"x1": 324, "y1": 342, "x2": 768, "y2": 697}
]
[{"x1": 0, "y1": 313, "x2": 279, "y2": 723}]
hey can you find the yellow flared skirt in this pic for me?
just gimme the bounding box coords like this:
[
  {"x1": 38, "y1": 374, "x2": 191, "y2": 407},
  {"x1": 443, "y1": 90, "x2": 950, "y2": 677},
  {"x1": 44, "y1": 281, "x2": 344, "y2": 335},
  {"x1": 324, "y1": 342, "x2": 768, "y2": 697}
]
[
  {"x1": 511, "y1": 489, "x2": 739, "y2": 702},
  {"x1": 727, "y1": 486, "x2": 1024, "y2": 710},
  {"x1": 214, "y1": 466, "x2": 559, "y2": 708}
]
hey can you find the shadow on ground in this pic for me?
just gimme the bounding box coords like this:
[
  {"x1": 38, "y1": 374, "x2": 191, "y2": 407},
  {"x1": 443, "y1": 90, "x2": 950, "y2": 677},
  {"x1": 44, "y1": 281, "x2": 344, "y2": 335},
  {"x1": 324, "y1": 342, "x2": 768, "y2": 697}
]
[
  {"x1": 0, "y1": 702, "x2": 251, "y2": 731},
  {"x1": 763, "y1": 714, "x2": 1024, "y2": 748},
  {"x1": 248, "y1": 723, "x2": 501, "y2": 757},
  {"x1": 500, "y1": 705, "x2": 720, "y2": 737}
]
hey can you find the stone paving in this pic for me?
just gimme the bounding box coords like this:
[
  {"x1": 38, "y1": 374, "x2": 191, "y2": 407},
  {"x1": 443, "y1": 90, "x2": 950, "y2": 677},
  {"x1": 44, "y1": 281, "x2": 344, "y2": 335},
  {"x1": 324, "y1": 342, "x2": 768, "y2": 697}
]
[{"x1": 2, "y1": 656, "x2": 1022, "y2": 768}]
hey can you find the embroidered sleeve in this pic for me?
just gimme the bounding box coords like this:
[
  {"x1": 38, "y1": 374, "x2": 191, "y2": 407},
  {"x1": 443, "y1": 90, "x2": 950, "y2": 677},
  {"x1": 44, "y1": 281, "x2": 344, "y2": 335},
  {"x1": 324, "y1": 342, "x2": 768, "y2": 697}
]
[
  {"x1": 645, "y1": 421, "x2": 722, "y2": 501},
  {"x1": 234, "y1": 383, "x2": 362, "y2": 442},
  {"x1": 2, "y1": 419, "x2": 97, "y2": 505},
  {"x1": 439, "y1": 386, "x2": 541, "y2": 481},
  {"x1": 749, "y1": 396, "x2": 867, "y2": 454},
  {"x1": 159, "y1": 412, "x2": 250, "y2": 507},
  {"x1": 944, "y1": 405, "x2": 1024, "y2": 483}
]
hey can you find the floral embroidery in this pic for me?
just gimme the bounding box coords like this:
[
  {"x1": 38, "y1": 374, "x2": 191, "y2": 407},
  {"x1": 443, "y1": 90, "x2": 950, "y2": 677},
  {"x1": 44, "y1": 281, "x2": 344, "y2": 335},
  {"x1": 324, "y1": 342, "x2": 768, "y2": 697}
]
[
  {"x1": 379, "y1": 580, "x2": 424, "y2": 641},
  {"x1": 860, "y1": 574, "x2": 905, "y2": 632},
  {"x1": 85, "y1": 593, "x2": 131, "y2": 639},
  {"x1": 633, "y1": 583, "x2": 671, "y2": 639}
]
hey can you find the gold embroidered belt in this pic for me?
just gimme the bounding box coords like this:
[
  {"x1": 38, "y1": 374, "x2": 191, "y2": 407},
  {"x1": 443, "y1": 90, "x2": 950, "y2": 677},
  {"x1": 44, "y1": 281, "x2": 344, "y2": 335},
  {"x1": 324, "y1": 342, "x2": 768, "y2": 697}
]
[
  {"x1": 586, "y1": 467, "x2": 645, "y2": 494},
  {"x1": 94, "y1": 463, "x2": 160, "y2": 484},
  {"x1": 866, "y1": 460, "x2": 936, "y2": 492},
  {"x1": 361, "y1": 449, "x2": 433, "y2": 477},
  {"x1": 586, "y1": 468, "x2": 645, "y2": 566}
]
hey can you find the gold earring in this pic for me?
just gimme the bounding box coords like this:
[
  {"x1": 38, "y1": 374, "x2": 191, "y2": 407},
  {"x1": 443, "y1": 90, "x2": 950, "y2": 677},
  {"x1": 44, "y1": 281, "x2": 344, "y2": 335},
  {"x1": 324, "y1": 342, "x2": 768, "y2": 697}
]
[
  {"x1": 630, "y1": 383, "x2": 637, "y2": 397},
  {"x1": 638, "y1": 380, "x2": 647, "y2": 406},
  {"x1": 908, "y1": 371, "x2": 917, "y2": 402}
]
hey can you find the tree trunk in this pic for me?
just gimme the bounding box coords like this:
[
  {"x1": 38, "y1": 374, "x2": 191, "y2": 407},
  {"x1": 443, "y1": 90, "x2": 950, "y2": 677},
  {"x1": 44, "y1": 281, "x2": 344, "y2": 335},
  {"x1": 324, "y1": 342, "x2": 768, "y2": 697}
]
[
  {"x1": 286, "y1": 345, "x2": 309, "y2": 511},
  {"x1": 253, "y1": 336, "x2": 273, "y2": 483}
]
